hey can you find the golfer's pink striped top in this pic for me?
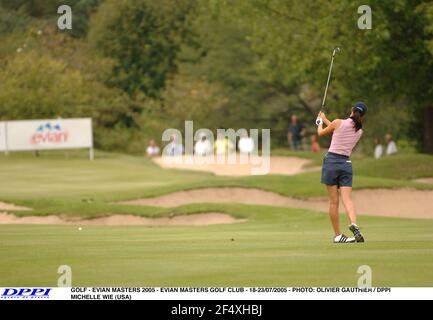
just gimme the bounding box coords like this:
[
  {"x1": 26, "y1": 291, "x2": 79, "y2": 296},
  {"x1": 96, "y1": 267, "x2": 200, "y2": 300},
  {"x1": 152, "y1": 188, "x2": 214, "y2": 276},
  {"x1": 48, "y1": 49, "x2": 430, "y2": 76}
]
[{"x1": 328, "y1": 118, "x2": 363, "y2": 157}]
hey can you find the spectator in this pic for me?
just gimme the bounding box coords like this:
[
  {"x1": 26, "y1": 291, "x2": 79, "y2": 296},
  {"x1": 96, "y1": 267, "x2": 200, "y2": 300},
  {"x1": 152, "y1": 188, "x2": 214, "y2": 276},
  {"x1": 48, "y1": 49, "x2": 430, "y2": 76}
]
[
  {"x1": 287, "y1": 115, "x2": 306, "y2": 150},
  {"x1": 214, "y1": 133, "x2": 234, "y2": 155},
  {"x1": 238, "y1": 132, "x2": 254, "y2": 154},
  {"x1": 385, "y1": 134, "x2": 397, "y2": 155},
  {"x1": 310, "y1": 134, "x2": 320, "y2": 153},
  {"x1": 194, "y1": 134, "x2": 213, "y2": 156},
  {"x1": 146, "y1": 139, "x2": 160, "y2": 157},
  {"x1": 165, "y1": 135, "x2": 183, "y2": 156},
  {"x1": 374, "y1": 138, "x2": 383, "y2": 159}
]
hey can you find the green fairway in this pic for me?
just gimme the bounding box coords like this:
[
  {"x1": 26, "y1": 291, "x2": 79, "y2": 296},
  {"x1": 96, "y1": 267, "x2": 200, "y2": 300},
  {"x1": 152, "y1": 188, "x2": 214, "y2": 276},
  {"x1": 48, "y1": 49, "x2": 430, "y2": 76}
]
[
  {"x1": 1, "y1": 207, "x2": 432, "y2": 287},
  {"x1": 0, "y1": 151, "x2": 432, "y2": 287}
]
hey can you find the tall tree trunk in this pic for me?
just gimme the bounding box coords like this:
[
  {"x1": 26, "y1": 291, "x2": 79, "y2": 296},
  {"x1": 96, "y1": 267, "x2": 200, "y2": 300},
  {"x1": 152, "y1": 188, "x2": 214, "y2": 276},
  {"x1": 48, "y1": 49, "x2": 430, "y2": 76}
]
[{"x1": 424, "y1": 107, "x2": 433, "y2": 154}]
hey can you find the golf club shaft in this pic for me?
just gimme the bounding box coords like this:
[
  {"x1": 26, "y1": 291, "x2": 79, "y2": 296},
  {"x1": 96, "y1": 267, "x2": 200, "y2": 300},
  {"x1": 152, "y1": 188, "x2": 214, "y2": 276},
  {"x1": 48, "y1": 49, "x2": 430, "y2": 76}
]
[
  {"x1": 321, "y1": 53, "x2": 336, "y2": 110},
  {"x1": 316, "y1": 48, "x2": 340, "y2": 125}
]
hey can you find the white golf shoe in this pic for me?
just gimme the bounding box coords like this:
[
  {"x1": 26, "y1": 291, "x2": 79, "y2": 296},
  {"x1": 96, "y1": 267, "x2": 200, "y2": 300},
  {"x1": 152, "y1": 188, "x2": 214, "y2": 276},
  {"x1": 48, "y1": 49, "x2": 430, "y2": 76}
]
[{"x1": 333, "y1": 234, "x2": 356, "y2": 243}]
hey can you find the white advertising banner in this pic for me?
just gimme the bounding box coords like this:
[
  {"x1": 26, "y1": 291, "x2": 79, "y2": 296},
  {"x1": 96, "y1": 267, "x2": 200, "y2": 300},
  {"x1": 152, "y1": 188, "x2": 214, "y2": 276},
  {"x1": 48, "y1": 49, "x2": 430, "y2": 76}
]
[
  {"x1": 5, "y1": 118, "x2": 93, "y2": 151},
  {"x1": 0, "y1": 122, "x2": 6, "y2": 152}
]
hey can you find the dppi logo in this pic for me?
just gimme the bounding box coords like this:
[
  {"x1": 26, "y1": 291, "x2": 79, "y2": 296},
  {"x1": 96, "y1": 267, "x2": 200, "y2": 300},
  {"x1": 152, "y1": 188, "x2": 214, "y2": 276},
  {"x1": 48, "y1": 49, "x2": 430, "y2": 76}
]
[
  {"x1": 31, "y1": 122, "x2": 69, "y2": 145},
  {"x1": 1, "y1": 288, "x2": 51, "y2": 299}
]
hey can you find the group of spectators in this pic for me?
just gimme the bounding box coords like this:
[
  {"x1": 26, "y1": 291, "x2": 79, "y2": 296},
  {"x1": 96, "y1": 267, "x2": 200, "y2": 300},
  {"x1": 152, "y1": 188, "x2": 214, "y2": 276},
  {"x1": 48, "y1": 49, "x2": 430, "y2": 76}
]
[
  {"x1": 374, "y1": 134, "x2": 398, "y2": 159},
  {"x1": 146, "y1": 114, "x2": 398, "y2": 159},
  {"x1": 145, "y1": 132, "x2": 255, "y2": 157}
]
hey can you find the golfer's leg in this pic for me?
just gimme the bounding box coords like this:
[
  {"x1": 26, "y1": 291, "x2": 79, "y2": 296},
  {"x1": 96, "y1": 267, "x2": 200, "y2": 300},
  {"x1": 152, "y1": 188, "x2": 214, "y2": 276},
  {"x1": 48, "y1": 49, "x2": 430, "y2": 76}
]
[
  {"x1": 326, "y1": 185, "x2": 340, "y2": 236},
  {"x1": 340, "y1": 187, "x2": 357, "y2": 225}
]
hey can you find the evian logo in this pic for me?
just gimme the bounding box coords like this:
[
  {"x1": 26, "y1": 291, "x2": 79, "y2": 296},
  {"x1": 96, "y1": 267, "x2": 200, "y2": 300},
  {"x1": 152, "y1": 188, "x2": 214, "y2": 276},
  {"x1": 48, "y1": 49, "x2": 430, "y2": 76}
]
[{"x1": 31, "y1": 122, "x2": 69, "y2": 145}]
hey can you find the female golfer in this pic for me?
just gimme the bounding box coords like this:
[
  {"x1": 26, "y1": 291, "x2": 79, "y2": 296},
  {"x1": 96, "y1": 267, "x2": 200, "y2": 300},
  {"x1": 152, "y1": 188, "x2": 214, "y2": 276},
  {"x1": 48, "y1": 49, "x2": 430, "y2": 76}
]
[{"x1": 317, "y1": 102, "x2": 367, "y2": 243}]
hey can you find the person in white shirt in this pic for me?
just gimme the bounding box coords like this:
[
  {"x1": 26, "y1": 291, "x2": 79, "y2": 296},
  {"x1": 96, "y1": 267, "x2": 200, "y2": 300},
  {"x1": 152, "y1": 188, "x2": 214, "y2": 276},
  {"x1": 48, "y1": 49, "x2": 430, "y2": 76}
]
[
  {"x1": 165, "y1": 135, "x2": 183, "y2": 156},
  {"x1": 374, "y1": 138, "x2": 383, "y2": 159},
  {"x1": 238, "y1": 132, "x2": 254, "y2": 154},
  {"x1": 146, "y1": 139, "x2": 160, "y2": 157},
  {"x1": 385, "y1": 134, "x2": 397, "y2": 155},
  {"x1": 194, "y1": 134, "x2": 213, "y2": 156}
]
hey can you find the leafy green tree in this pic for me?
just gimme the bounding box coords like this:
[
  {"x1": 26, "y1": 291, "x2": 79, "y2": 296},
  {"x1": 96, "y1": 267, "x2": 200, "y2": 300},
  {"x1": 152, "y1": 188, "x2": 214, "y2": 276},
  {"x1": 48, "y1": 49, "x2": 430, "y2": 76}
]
[
  {"x1": 181, "y1": 1, "x2": 310, "y2": 144},
  {"x1": 88, "y1": 0, "x2": 197, "y2": 98},
  {"x1": 218, "y1": 0, "x2": 433, "y2": 152},
  {"x1": 0, "y1": 0, "x2": 100, "y2": 37}
]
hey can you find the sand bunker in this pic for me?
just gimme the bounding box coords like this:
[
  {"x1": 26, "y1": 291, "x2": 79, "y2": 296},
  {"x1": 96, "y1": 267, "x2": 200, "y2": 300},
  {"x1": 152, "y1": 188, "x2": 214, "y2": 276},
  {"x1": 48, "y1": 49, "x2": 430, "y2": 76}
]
[
  {"x1": 153, "y1": 155, "x2": 318, "y2": 176},
  {"x1": 0, "y1": 212, "x2": 243, "y2": 226},
  {"x1": 0, "y1": 202, "x2": 32, "y2": 211},
  {"x1": 122, "y1": 188, "x2": 433, "y2": 220}
]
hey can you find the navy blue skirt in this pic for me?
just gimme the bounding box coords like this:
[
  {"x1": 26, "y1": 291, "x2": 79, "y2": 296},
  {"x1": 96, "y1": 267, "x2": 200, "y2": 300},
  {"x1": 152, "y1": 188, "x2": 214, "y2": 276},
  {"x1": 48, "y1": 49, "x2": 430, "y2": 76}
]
[{"x1": 321, "y1": 152, "x2": 353, "y2": 187}]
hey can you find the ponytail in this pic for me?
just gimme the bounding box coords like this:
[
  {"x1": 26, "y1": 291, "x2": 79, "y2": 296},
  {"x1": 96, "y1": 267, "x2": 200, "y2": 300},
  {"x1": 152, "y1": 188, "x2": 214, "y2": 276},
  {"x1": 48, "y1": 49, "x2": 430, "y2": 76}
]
[{"x1": 350, "y1": 109, "x2": 363, "y2": 132}]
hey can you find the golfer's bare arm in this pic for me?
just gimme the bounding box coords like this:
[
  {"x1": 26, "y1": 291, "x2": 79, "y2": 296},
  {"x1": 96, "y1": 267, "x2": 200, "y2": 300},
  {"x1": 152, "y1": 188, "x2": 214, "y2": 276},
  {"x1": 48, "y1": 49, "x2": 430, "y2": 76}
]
[{"x1": 317, "y1": 118, "x2": 341, "y2": 137}]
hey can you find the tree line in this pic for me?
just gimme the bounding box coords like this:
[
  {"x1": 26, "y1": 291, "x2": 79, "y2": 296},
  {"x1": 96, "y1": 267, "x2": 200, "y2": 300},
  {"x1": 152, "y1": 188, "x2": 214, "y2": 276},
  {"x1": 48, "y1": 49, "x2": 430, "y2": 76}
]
[{"x1": 0, "y1": 0, "x2": 432, "y2": 154}]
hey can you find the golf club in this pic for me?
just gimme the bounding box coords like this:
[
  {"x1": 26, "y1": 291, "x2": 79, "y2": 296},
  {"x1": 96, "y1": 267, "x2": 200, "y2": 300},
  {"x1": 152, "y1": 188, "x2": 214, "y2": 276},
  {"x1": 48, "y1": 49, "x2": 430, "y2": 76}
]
[{"x1": 316, "y1": 47, "x2": 341, "y2": 126}]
